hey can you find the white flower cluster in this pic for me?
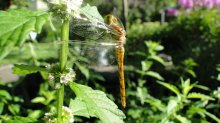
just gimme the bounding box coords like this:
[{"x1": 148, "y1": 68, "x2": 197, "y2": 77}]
[
  {"x1": 47, "y1": 0, "x2": 83, "y2": 18},
  {"x1": 44, "y1": 106, "x2": 74, "y2": 123},
  {"x1": 62, "y1": 106, "x2": 74, "y2": 123},
  {"x1": 60, "y1": 68, "x2": 76, "y2": 84},
  {"x1": 44, "y1": 111, "x2": 57, "y2": 123},
  {"x1": 48, "y1": 66, "x2": 76, "y2": 89}
]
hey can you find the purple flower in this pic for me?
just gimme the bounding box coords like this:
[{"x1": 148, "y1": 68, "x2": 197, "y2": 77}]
[
  {"x1": 178, "y1": 0, "x2": 194, "y2": 8},
  {"x1": 178, "y1": 0, "x2": 187, "y2": 7},
  {"x1": 167, "y1": 8, "x2": 179, "y2": 16},
  {"x1": 200, "y1": 0, "x2": 213, "y2": 8},
  {"x1": 186, "y1": 0, "x2": 194, "y2": 8},
  {"x1": 214, "y1": 0, "x2": 220, "y2": 7}
]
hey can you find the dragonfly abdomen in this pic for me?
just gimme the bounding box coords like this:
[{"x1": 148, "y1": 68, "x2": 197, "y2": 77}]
[{"x1": 116, "y1": 46, "x2": 126, "y2": 108}]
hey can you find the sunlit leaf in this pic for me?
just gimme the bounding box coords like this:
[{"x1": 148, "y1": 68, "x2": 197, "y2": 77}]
[
  {"x1": 204, "y1": 111, "x2": 220, "y2": 123},
  {"x1": 194, "y1": 84, "x2": 210, "y2": 91},
  {"x1": 175, "y1": 115, "x2": 191, "y2": 123},
  {"x1": 181, "y1": 79, "x2": 194, "y2": 96},
  {"x1": 166, "y1": 99, "x2": 178, "y2": 114},
  {"x1": 149, "y1": 55, "x2": 165, "y2": 65},
  {"x1": 69, "y1": 82, "x2": 126, "y2": 123},
  {"x1": 4, "y1": 116, "x2": 37, "y2": 123},
  {"x1": 0, "y1": 9, "x2": 49, "y2": 60},
  {"x1": 69, "y1": 98, "x2": 94, "y2": 118},
  {"x1": 13, "y1": 64, "x2": 47, "y2": 75},
  {"x1": 0, "y1": 90, "x2": 12, "y2": 100},
  {"x1": 8, "y1": 104, "x2": 20, "y2": 115},
  {"x1": 157, "y1": 81, "x2": 180, "y2": 95},
  {"x1": 0, "y1": 102, "x2": 4, "y2": 114},
  {"x1": 141, "y1": 61, "x2": 153, "y2": 71},
  {"x1": 187, "y1": 92, "x2": 215, "y2": 100},
  {"x1": 145, "y1": 71, "x2": 164, "y2": 80},
  {"x1": 80, "y1": 4, "x2": 104, "y2": 23},
  {"x1": 31, "y1": 97, "x2": 46, "y2": 103}
]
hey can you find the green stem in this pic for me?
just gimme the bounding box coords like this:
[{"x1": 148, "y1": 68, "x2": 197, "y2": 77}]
[{"x1": 57, "y1": 19, "x2": 69, "y2": 123}]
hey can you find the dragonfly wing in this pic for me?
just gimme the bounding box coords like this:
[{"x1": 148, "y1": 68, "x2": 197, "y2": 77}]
[
  {"x1": 70, "y1": 18, "x2": 110, "y2": 40},
  {"x1": 67, "y1": 40, "x2": 117, "y2": 66}
]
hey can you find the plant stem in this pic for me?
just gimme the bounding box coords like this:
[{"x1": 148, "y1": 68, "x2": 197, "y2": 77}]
[{"x1": 57, "y1": 19, "x2": 69, "y2": 123}]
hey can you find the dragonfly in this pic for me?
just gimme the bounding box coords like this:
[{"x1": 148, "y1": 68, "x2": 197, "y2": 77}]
[{"x1": 68, "y1": 14, "x2": 127, "y2": 108}]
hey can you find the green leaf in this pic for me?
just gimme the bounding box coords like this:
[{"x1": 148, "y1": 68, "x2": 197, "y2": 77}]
[
  {"x1": 0, "y1": 9, "x2": 49, "y2": 60},
  {"x1": 141, "y1": 61, "x2": 152, "y2": 71},
  {"x1": 166, "y1": 99, "x2": 178, "y2": 114},
  {"x1": 145, "y1": 71, "x2": 164, "y2": 80},
  {"x1": 186, "y1": 69, "x2": 196, "y2": 77},
  {"x1": 27, "y1": 110, "x2": 43, "y2": 119},
  {"x1": 31, "y1": 97, "x2": 46, "y2": 103},
  {"x1": 80, "y1": 4, "x2": 104, "y2": 23},
  {"x1": 181, "y1": 79, "x2": 194, "y2": 96},
  {"x1": 144, "y1": 98, "x2": 166, "y2": 112},
  {"x1": 175, "y1": 115, "x2": 191, "y2": 123},
  {"x1": 148, "y1": 55, "x2": 165, "y2": 65},
  {"x1": 187, "y1": 92, "x2": 215, "y2": 100},
  {"x1": 157, "y1": 81, "x2": 180, "y2": 95},
  {"x1": 5, "y1": 116, "x2": 37, "y2": 123},
  {"x1": 69, "y1": 82, "x2": 126, "y2": 123},
  {"x1": 204, "y1": 111, "x2": 220, "y2": 123},
  {"x1": 8, "y1": 104, "x2": 20, "y2": 115},
  {"x1": 0, "y1": 102, "x2": 4, "y2": 114},
  {"x1": 194, "y1": 84, "x2": 210, "y2": 91},
  {"x1": 69, "y1": 98, "x2": 95, "y2": 118},
  {"x1": 0, "y1": 90, "x2": 12, "y2": 100},
  {"x1": 13, "y1": 64, "x2": 47, "y2": 75},
  {"x1": 75, "y1": 63, "x2": 90, "y2": 79}
]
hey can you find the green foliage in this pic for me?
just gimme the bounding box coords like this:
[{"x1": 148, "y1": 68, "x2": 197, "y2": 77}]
[
  {"x1": 69, "y1": 82, "x2": 126, "y2": 123},
  {"x1": 80, "y1": 4, "x2": 104, "y2": 22},
  {"x1": 129, "y1": 40, "x2": 165, "y2": 81},
  {"x1": 0, "y1": 9, "x2": 49, "y2": 60},
  {"x1": 3, "y1": 116, "x2": 37, "y2": 123},
  {"x1": 13, "y1": 64, "x2": 47, "y2": 75},
  {"x1": 1, "y1": 0, "x2": 220, "y2": 123}
]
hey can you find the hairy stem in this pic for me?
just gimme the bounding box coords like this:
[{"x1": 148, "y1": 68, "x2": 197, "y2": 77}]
[{"x1": 57, "y1": 19, "x2": 69, "y2": 123}]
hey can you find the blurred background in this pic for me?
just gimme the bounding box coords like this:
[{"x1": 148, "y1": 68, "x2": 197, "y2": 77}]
[{"x1": 0, "y1": 0, "x2": 220, "y2": 122}]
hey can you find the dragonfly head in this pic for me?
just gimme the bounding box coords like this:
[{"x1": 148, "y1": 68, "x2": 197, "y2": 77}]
[{"x1": 104, "y1": 14, "x2": 118, "y2": 25}]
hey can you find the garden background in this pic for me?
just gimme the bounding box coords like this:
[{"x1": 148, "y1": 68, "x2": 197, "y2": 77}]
[{"x1": 0, "y1": 0, "x2": 220, "y2": 122}]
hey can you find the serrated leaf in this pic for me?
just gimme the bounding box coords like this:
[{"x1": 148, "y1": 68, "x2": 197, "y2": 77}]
[
  {"x1": 0, "y1": 9, "x2": 49, "y2": 60},
  {"x1": 157, "y1": 81, "x2": 180, "y2": 95},
  {"x1": 69, "y1": 82, "x2": 126, "y2": 123},
  {"x1": 69, "y1": 98, "x2": 94, "y2": 118},
  {"x1": 187, "y1": 92, "x2": 215, "y2": 100},
  {"x1": 80, "y1": 4, "x2": 104, "y2": 23},
  {"x1": 13, "y1": 64, "x2": 47, "y2": 75}
]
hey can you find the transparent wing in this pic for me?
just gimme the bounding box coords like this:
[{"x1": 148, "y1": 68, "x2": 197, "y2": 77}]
[
  {"x1": 70, "y1": 17, "x2": 121, "y2": 40},
  {"x1": 67, "y1": 40, "x2": 117, "y2": 67}
]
